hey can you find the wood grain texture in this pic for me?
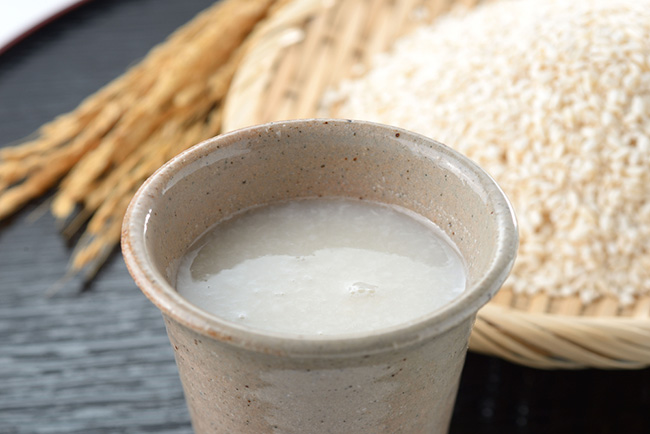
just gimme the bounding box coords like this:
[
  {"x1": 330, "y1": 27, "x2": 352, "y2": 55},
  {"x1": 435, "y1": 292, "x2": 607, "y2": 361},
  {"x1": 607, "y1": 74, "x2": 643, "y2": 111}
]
[
  {"x1": 1, "y1": 0, "x2": 650, "y2": 433},
  {"x1": 0, "y1": 1, "x2": 216, "y2": 432},
  {"x1": 0, "y1": 210, "x2": 190, "y2": 434}
]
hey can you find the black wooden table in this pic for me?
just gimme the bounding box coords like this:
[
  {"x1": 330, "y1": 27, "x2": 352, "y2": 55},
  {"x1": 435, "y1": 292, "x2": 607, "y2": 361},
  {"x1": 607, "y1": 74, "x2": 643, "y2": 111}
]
[{"x1": 1, "y1": 1, "x2": 649, "y2": 433}]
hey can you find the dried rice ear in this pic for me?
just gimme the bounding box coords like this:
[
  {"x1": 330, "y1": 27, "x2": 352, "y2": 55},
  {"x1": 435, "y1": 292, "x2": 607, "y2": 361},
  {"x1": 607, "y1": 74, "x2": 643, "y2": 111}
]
[{"x1": 0, "y1": 0, "x2": 283, "y2": 284}]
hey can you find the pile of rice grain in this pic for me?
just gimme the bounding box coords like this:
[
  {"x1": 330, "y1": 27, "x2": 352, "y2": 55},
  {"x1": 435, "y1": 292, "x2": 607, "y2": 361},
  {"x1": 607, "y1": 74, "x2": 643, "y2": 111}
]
[{"x1": 323, "y1": 0, "x2": 650, "y2": 305}]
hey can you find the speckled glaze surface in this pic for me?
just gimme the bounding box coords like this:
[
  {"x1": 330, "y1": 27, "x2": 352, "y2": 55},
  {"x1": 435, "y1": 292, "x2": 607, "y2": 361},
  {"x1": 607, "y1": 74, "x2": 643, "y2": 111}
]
[{"x1": 122, "y1": 119, "x2": 518, "y2": 433}]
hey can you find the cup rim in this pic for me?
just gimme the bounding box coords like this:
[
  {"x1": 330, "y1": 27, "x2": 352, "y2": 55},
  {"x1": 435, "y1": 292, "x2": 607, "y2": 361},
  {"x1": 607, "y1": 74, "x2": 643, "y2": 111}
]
[{"x1": 121, "y1": 119, "x2": 518, "y2": 358}]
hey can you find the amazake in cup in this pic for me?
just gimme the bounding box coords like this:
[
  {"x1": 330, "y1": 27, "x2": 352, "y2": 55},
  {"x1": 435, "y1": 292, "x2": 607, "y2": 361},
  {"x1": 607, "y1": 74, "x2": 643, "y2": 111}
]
[{"x1": 122, "y1": 119, "x2": 518, "y2": 433}]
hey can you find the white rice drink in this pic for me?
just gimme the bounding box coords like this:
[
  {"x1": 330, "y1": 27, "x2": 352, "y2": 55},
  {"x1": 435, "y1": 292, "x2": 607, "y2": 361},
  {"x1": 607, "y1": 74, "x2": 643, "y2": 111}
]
[{"x1": 176, "y1": 198, "x2": 466, "y2": 336}]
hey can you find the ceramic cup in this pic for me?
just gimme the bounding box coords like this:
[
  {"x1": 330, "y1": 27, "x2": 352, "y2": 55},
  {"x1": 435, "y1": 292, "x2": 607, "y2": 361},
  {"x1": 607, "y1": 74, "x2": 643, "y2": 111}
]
[{"x1": 122, "y1": 119, "x2": 517, "y2": 433}]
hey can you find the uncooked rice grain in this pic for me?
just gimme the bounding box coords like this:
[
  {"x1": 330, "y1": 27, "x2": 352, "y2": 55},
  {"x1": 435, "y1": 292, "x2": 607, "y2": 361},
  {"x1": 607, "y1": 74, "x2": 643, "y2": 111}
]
[{"x1": 322, "y1": 0, "x2": 650, "y2": 305}]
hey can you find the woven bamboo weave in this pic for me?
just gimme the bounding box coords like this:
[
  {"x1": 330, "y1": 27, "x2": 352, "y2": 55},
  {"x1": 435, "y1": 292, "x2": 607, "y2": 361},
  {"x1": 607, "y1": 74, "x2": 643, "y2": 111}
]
[{"x1": 222, "y1": 0, "x2": 650, "y2": 369}]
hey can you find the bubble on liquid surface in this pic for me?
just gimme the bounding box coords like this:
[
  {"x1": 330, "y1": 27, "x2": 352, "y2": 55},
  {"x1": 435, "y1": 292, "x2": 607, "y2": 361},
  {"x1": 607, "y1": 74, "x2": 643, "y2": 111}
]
[{"x1": 348, "y1": 282, "x2": 378, "y2": 295}]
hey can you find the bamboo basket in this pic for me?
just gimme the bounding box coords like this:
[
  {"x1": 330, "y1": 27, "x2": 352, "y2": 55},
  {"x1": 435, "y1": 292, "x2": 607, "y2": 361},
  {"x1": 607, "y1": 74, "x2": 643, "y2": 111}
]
[{"x1": 222, "y1": 0, "x2": 650, "y2": 369}]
